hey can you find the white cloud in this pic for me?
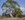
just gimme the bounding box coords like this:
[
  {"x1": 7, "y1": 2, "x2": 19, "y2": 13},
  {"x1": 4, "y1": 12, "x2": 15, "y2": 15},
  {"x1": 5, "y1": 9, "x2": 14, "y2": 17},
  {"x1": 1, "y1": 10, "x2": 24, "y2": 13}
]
[
  {"x1": 20, "y1": 7, "x2": 25, "y2": 11},
  {"x1": 0, "y1": 9, "x2": 2, "y2": 11}
]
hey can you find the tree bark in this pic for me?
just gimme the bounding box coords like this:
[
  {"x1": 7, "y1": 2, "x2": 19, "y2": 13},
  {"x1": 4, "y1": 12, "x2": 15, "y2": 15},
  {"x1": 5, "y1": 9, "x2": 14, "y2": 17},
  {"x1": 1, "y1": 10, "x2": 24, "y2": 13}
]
[{"x1": 9, "y1": 11, "x2": 13, "y2": 18}]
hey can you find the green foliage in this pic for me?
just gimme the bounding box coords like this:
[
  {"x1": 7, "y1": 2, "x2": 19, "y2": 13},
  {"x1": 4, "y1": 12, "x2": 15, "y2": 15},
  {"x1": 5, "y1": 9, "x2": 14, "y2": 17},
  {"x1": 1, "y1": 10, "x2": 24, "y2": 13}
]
[
  {"x1": 21, "y1": 15, "x2": 25, "y2": 17},
  {"x1": 2, "y1": 11, "x2": 5, "y2": 17},
  {"x1": 2, "y1": 9, "x2": 8, "y2": 16},
  {"x1": 1, "y1": 0, "x2": 20, "y2": 8},
  {"x1": 12, "y1": 8, "x2": 23, "y2": 17},
  {"x1": 1, "y1": 0, "x2": 23, "y2": 18},
  {"x1": 2, "y1": 8, "x2": 23, "y2": 18}
]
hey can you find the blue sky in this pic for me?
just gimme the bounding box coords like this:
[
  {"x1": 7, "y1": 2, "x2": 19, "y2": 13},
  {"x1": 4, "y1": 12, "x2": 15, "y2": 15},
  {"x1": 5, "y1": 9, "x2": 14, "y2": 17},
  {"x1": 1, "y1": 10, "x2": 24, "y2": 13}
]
[{"x1": 0, "y1": 0, "x2": 25, "y2": 15}]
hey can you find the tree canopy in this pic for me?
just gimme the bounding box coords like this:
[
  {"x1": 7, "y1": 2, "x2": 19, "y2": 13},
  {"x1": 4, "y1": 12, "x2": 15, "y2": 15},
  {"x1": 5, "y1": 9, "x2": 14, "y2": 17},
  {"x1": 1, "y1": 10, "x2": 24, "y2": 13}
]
[{"x1": 1, "y1": 0, "x2": 23, "y2": 18}]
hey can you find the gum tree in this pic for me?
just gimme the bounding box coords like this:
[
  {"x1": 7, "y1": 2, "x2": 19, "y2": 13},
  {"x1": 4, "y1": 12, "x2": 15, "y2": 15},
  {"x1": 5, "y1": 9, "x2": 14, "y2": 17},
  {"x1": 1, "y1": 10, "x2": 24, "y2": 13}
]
[{"x1": 1, "y1": 0, "x2": 20, "y2": 17}]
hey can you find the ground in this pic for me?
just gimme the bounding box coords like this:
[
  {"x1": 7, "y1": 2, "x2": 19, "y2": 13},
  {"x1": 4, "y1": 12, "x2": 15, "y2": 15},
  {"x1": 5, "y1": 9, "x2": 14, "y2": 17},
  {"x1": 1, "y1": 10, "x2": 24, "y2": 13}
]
[{"x1": 0, "y1": 17, "x2": 25, "y2": 20}]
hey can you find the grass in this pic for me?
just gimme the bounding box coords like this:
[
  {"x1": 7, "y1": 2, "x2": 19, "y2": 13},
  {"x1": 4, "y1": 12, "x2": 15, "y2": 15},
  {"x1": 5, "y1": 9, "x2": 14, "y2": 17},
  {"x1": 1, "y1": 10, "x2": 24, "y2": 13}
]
[
  {"x1": 0, "y1": 17, "x2": 16, "y2": 20},
  {"x1": 0, "y1": 17, "x2": 25, "y2": 20}
]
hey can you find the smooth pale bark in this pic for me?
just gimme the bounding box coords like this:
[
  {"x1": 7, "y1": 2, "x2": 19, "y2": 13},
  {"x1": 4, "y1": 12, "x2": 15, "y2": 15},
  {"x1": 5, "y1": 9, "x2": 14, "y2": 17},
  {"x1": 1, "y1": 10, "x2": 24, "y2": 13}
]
[{"x1": 9, "y1": 11, "x2": 13, "y2": 18}]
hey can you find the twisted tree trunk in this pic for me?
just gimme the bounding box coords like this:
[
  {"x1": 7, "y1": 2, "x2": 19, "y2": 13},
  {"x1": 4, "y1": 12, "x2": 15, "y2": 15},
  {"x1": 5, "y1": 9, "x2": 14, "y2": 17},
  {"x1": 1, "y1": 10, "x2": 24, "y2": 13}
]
[{"x1": 9, "y1": 11, "x2": 13, "y2": 18}]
